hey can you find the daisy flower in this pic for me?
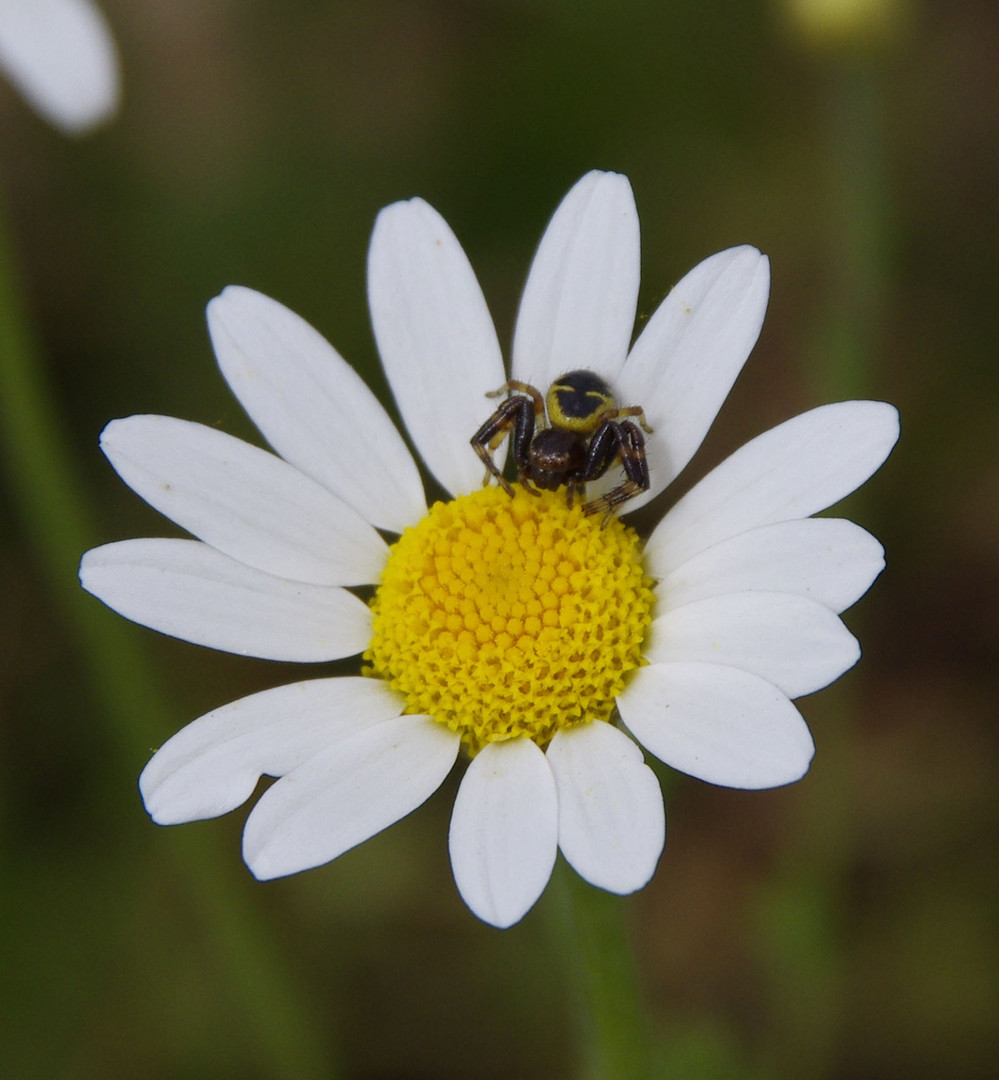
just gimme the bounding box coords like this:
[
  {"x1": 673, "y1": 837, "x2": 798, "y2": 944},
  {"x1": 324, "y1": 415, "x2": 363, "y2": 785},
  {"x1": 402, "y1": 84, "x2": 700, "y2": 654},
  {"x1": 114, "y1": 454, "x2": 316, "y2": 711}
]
[
  {"x1": 80, "y1": 171, "x2": 898, "y2": 928},
  {"x1": 0, "y1": 0, "x2": 119, "y2": 135}
]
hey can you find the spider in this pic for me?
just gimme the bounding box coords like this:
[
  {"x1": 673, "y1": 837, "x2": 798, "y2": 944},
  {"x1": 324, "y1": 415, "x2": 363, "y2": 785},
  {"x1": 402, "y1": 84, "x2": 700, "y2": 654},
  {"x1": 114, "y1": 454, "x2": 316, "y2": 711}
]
[{"x1": 470, "y1": 369, "x2": 652, "y2": 519}]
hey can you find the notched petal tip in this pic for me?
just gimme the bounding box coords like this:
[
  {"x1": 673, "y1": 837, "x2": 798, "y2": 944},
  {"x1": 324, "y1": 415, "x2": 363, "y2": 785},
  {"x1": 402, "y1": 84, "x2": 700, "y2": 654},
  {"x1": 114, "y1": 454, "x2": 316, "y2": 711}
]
[
  {"x1": 205, "y1": 284, "x2": 283, "y2": 339},
  {"x1": 372, "y1": 194, "x2": 433, "y2": 225},
  {"x1": 139, "y1": 765, "x2": 258, "y2": 828}
]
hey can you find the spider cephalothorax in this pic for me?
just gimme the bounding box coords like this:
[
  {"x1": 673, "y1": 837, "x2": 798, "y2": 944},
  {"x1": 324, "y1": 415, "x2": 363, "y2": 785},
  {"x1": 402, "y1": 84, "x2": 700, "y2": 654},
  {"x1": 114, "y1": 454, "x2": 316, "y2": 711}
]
[{"x1": 470, "y1": 369, "x2": 652, "y2": 518}]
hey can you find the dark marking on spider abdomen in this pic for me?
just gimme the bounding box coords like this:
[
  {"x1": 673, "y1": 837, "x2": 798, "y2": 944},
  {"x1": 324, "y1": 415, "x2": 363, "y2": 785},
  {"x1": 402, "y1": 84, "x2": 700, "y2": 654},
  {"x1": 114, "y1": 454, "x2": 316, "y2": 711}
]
[{"x1": 547, "y1": 370, "x2": 615, "y2": 433}]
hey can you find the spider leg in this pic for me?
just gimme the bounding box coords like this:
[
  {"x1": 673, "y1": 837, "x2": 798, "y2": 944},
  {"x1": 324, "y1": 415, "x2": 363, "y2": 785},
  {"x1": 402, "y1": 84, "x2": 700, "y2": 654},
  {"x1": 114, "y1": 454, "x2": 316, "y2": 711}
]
[
  {"x1": 581, "y1": 420, "x2": 650, "y2": 522},
  {"x1": 487, "y1": 381, "x2": 547, "y2": 418},
  {"x1": 596, "y1": 404, "x2": 654, "y2": 434},
  {"x1": 470, "y1": 392, "x2": 540, "y2": 496}
]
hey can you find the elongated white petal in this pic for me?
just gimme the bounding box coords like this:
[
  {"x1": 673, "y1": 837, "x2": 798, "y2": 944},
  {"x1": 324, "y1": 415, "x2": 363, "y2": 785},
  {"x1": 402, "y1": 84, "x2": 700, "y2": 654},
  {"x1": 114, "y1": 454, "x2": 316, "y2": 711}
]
[
  {"x1": 605, "y1": 246, "x2": 770, "y2": 512},
  {"x1": 448, "y1": 738, "x2": 558, "y2": 928},
  {"x1": 79, "y1": 538, "x2": 371, "y2": 661},
  {"x1": 243, "y1": 714, "x2": 460, "y2": 880},
  {"x1": 659, "y1": 518, "x2": 885, "y2": 614},
  {"x1": 618, "y1": 662, "x2": 814, "y2": 789},
  {"x1": 645, "y1": 401, "x2": 900, "y2": 578},
  {"x1": 141, "y1": 677, "x2": 405, "y2": 824},
  {"x1": 511, "y1": 171, "x2": 640, "y2": 390},
  {"x1": 368, "y1": 198, "x2": 506, "y2": 498},
  {"x1": 0, "y1": 0, "x2": 119, "y2": 134},
  {"x1": 101, "y1": 416, "x2": 388, "y2": 586},
  {"x1": 645, "y1": 591, "x2": 859, "y2": 699},
  {"x1": 547, "y1": 722, "x2": 665, "y2": 894},
  {"x1": 208, "y1": 286, "x2": 425, "y2": 534}
]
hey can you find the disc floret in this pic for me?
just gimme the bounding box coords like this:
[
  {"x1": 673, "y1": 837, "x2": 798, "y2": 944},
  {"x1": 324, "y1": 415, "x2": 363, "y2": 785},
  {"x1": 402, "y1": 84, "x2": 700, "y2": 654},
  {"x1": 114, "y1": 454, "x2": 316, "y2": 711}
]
[{"x1": 365, "y1": 485, "x2": 655, "y2": 754}]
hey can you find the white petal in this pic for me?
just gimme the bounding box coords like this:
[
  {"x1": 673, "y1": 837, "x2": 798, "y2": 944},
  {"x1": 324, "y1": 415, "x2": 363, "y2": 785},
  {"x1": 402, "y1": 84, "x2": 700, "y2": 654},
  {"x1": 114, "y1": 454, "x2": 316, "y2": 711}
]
[
  {"x1": 79, "y1": 538, "x2": 371, "y2": 661},
  {"x1": 101, "y1": 416, "x2": 388, "y2": 586},
  {"x1": 644, "y1": 591, "x2": 860, "y2": 698},
  {"x1": 645, "y1": 401, "x2": 900, "y2": 577},
  {"x1": 607, "y1": 246, "x2": 770, "y2": 512},
  {"x1": 659, "y1": 518, "x2": 885, "y2": 615},
  {"x1": 368, "y1": 198, "x2": 506, "y2": 498},
  {"x1": 618, "y1": 662, "x2": 814, "y2": 789},
  {"x1": 243, "y1": 714, "x2": 460, "y2": 880},
  {"x1": 448, "y1": 738, "x2": 558, "y2": 928},
  {"x1": 547, "y1": 722, "x2": 665, "y2": 894},
  {"x1": 140, "y1": 677, "x2": 404, "y2": 824},
  {"x1": 0, "y1": 0, "x2": 119, "y2": 134},
  {"x1": 207, "y1": 286, "x2": 425, "y2": 534},
  {"x1": 511, "y1": 171, "x2": 640, "y2": 390}
]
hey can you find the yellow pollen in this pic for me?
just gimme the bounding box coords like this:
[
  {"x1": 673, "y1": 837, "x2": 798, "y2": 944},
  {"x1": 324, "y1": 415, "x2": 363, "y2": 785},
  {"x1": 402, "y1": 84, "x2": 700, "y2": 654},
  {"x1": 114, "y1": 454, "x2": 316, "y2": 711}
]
[{"x1": 364, "y1": 485, "x2": 655, "y2": 754}]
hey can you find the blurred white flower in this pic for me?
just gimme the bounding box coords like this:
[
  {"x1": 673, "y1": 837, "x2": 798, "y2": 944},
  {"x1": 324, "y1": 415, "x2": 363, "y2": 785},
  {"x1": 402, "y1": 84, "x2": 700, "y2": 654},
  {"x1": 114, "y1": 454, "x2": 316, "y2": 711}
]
[{"x1": 0, "y1": 0, "x2": 119, "y2": 134}]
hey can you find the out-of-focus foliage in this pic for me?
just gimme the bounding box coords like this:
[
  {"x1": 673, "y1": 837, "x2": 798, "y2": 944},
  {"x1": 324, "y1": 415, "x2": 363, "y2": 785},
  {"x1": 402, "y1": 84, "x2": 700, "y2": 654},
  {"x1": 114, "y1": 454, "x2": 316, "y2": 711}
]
[{"x1": 1, "y1": 1, "x2": 996, "y2": 1077}]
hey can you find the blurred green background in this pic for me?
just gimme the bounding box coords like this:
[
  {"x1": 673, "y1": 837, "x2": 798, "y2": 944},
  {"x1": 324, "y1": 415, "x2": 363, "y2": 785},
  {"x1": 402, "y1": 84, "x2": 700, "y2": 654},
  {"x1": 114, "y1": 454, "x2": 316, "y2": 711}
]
[{"x1": 1, "y1": 1, "x2": 996, "y2": 1077}]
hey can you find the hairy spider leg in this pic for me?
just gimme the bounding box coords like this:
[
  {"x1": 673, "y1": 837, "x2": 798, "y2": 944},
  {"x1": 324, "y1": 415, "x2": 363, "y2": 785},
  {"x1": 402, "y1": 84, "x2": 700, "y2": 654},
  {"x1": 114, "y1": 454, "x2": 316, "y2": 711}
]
[
  {"x1": 595, "y1": 404, "x2": 654, "y2": 435},
  {"x1": 486, "y1": 380, "x2": 547, "y2": 417},
  {"x1": 581, "y1": 420, "x2": 650, "y2": 522},
  {"x1": 564, "y1": 474, "x2": 584, "y2": 509},
  {"x1": 471, "y1": 387, "x2": 544, "y2": 496}
]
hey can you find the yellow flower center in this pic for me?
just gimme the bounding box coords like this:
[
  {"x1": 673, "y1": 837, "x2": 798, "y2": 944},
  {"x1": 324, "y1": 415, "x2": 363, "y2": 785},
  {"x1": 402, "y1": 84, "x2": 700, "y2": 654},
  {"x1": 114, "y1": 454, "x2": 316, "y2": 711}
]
[{"x1": 364, "y1": 485, "x2": 655, "y2": 754}]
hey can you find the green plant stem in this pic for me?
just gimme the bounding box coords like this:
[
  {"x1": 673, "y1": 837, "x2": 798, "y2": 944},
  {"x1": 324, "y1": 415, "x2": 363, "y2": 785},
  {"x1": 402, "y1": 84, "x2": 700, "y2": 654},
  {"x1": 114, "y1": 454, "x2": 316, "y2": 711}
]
[
  {"x1": 0, "y1": 197, "x2": 338, "y2": 1079},
  {"x1": 758, "y1": 51, "x2": 890, "y2": 1079},
  {"x1": 551, "y1": 861, "x2": 656, "y2": 1080},
  {"x1": 813, "y1": 54, "x2": 890, "y2": 403}
]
